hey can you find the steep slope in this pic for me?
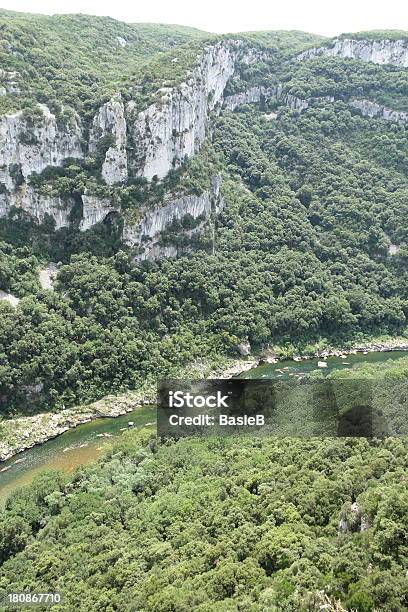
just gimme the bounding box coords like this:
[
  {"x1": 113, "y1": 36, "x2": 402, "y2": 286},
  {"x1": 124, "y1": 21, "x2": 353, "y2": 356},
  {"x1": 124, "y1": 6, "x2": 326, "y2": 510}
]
[{"x1": 0, "y1": 15, "x2": 407, "y2": 414}]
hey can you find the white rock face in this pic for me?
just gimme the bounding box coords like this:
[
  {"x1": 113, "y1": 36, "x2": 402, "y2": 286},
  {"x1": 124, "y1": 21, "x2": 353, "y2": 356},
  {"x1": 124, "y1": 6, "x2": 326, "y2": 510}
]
[
  {"x1": 224, "y1": 84, "x2": 408, "y2": 126},
  {"x1": 350, "y1": 98, "x2": 408, "y2": 123},
  {"x1": 116, "y1": 36, "x2": 127, "y2": 48},
  {"x1": 0, "y1": 290, "x2": 20, "y2": 307},
  {"x1": 224, "y1": 84, "x2": 334, "y2": 113},
  {"x1": 0, "y1": 104, "x2": 82, "y2": 190},
  {"x1": 123, "y1": 192, "x2": 212, "y2": 245},
  {"x1": 223, "y1": 87, "x2": 265, "y2": 111},
  {"x1": 388, "y1": 243, "x2": 400, "y2": 255},
  {"x1": 297, "y1": 38, "x2": 408, "y2": 67},
  {"x1": 128, "y1": 41, "x2": 240, "y2": 180},
  {"x1": 0, "y1": 185, "x2": 73, "y2": 229},
  {"x1": 89, "y1": 94, "x2": 128, "y2": 185},
  {"x1": 79, "y1": 194, "x2": 119, "y2": 231},
  {"x1": 39, "y1": 262, "x2": 59, "y2": 290},
  {"x1": 123, "y1": 174, "x2": 223, "y2": 261}
]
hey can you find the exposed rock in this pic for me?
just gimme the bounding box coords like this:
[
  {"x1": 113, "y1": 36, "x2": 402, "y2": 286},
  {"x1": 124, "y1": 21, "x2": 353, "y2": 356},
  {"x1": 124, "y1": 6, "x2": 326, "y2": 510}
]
[
  {"x1": 297, "y1": 38, "x2": 408, "y2": 67},
  {"x1": 338, "y1": 501, "x2": 370, "y2": 533},
  {"x1": 132, "y1": 244, "x2": 178, "y2": 263},
  {"x1": 79, "y1": 193, "x2": 119, "y2": 231},
  {"x1": 116, "y1": 36, "x2": 127, "y2": 48},
  {"x1": 0, "y1": 289, "x2": 19, "y2": 307},
  {"x1": 39, "y1": 262, "x2": 59, "y2": 290},
  {"x1": 223, "y1": 84, "x2": 334, "y2": 113},
  {"x1": 123, "y1": 174, "x2": 223, "y2": 260},
  {"x1": 237, "y1": 341, "x2": 251, "y2": 356},
  {"x1": 0, "y1": 185, "x2": 73, "y2": 229},
  {"x1": 123, "y1": 192, "x2": 212, "y2": 252},
  {"x1": 0, "y1": 103, "x2": 82, "y2": 190},
  {"x1": 225, "y1": 84, "x2": 407, "y2": 128},
  {"x1": 89, "y1": 93, "x2": 128, "y2": 184},
  {"x1": 223, "y1": 86, "x2": 265, "y2": 110},
  {"x1": 127, "y1": 41, "x2": 241, "y2": 180},
  {"x1": 388, "y1": 243, "x2": 400, "y2": 255},
  {"x1": 350, "y1": 98, "x2": 408, "y2": 123}
]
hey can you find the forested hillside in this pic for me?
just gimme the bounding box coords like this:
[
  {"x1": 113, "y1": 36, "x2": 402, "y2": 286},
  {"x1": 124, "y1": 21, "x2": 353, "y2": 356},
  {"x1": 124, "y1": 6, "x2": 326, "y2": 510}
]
[
  {"x1": 1, "y1": 356, "x2": 408, "y2": 610},
  {"x1": 0, "y1": 22, "x2": 407, "y2": 414}
]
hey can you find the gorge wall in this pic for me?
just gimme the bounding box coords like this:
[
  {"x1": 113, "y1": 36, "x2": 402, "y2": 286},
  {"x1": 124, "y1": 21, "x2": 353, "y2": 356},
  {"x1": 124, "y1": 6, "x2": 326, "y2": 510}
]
[
  {"x1": 1, "y1": 36, "x2": 407, "y2": 260},
  {"x1": 297, "y1": 38, "x2": 408, "y2": 67}
]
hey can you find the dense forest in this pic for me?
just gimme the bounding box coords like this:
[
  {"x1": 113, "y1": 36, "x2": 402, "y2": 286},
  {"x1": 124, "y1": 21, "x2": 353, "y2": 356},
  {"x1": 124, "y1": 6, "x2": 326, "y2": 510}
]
[
  {"x1": 1, "y1": 357, "x2": 408, "y2": 610},
  {"x1": 1, "y1": 96, "x2": 408, "y2": 414}
]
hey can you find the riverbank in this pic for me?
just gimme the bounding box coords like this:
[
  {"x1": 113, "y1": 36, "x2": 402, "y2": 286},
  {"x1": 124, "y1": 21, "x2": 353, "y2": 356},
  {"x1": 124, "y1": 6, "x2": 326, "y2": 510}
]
[
  {"x1": 0, "y1": 355, "x2": 249, "y2": 462},
  {"x1": 256, "y1": 335, "x2": 408, "y2": 362},
  {"x1": 1, "y1": 337, "x2": 407, "y2": 462},
  {"x1": 0, "y1": 388, "x2": 155, "y2": 462}
]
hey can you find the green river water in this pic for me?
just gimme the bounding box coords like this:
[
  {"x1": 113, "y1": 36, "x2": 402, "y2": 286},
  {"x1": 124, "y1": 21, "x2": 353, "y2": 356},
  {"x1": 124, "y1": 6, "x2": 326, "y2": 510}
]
[{"x1": 0, "y1": 350, "x2": 407, "y2": 502}]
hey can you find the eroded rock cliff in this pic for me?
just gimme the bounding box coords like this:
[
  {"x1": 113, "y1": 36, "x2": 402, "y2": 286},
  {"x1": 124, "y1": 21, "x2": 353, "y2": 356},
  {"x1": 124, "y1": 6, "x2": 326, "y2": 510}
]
[
  {"x1": 1, "y1": 35, "x2": 407, "y2": 260},
  {"x1": 297, "y1": 38, "x2": 408, "y2": 67},
  {"x1": 123, "y1": 174, "x2": 223, "y2": 261},
  {"x1": 127, "y1": 41, "x2": 240, "y2": 180},
  {"x1": 88, "y1": 93, "x2": 128, "y2": 185},
  {"x1": 0, "y1": 104, "x2": 82, "y2": 191}
]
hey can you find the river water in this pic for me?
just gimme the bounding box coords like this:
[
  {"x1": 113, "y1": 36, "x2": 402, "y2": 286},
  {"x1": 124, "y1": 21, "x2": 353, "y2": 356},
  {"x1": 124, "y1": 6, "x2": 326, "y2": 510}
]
[
  {"x1": 1, "y1": 350, "x2": 407, "y2": 502},
  {"x1": 0, "y1": 406, "x2": 155, "y2": 503}
]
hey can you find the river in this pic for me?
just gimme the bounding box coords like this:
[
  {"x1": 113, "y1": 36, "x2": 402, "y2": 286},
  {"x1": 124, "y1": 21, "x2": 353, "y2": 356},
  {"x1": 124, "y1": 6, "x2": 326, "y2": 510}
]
[
  {"x1": 0, "y1": 406, "x2": 155, "y2": 503},
  {"x1": 1, "y1": 350, "x2": 407, "y2": 503}
]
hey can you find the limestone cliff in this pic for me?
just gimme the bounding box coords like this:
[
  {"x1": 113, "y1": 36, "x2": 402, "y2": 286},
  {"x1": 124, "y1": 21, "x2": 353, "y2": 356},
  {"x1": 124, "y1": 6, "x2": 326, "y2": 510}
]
[
  {"x1": 0, "y1": 104, "x2": 82, "y2": 191},
  {"x1": 0, "y1": 184, "x2": 74, "y2": 229},
  {"x1": 88, "y1": 93, "x2": 128, "y2": 185},
  {"x1": 224, "y1": 84, "x2": 407, "y2": 125},
  {"x1": 350, "y1": 98, "x2": 408, "y2": 123},
  {"x1": 297, "y1": 38, "x2": 408, "y2": 67},
  {"x1": 79, "y1": 194, "x2": 120, "y2": 231},
  {"x1": 1, "y1": 33, "x2": 407, "y2": 259},
  {"x1": 127, "y1": 41, "x2": 241, "y2": 180},
  {"x1": 223, "y1": 84, "x2": 334, "y2": 113},
  {"x1": 123, "y1": 174, "x2": 222, "y2": 261}
]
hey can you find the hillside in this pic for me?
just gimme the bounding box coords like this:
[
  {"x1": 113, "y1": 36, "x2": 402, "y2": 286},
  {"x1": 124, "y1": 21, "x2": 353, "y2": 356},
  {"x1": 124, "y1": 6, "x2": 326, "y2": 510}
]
[
  {"x1": 0, "y1": 10, "x2": 407, "y2": 611},
  {"x1": 0, "y1": 15, "x2": 407, "y2": 414},
  {"x1": 1, "y1": 355, "x2": 408, "y2": 610}
]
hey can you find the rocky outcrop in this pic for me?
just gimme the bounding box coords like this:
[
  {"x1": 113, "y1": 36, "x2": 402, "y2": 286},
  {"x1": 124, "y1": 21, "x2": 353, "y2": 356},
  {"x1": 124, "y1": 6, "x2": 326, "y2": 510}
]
[
  {"x1": 224, "y1": 84, "x2": 408, "y2": 127},
  {"x1": 0, "y1": 184, "x2": 73, "y2": 229},
  {"x1": 0, "y1": 69, "x2": 21, "y2": 95},
  {"x1": 39, "y1": 262, "x2": 59, "y2": 290},
  {"x1": 0, "y1": 290, "x2": 19, "y2": 307},
  {"x1": 224, "y1": 84, "x2": 334, "y2": 113},
  {"x1": 350, "y1": 98, "x2": 408, "y2": 123},
  {"x1": 338, "y1": 501, "x2": 370, "y2": 533},
  {"x1": 124, "y1": 192, "x2": 212, "y2": 248},
  {"x1": 79, "y1": 193, "x2": 119, "y2": 231},
  {"x1": 127, "y1": 41, "x2": 240, "y2": 180},
  {"x1": 89, "y1": 93, "x2": 128, "y2": 184},
  {"x1": 0, "y1": 104, "x2": 82, "y2": 191},
  {"x1": 223, "y1": 86, "x2": 266, "y2": 110},
  {"x1": 297, "y1": 38, "x2": 408, "y2": 67},
  {"x1": 123, "y1": 174, "x2": 223, "y2": 260}
]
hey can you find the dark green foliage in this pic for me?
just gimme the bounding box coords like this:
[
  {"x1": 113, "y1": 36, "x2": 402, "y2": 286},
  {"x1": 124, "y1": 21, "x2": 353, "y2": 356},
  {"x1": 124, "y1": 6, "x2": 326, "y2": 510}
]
[
  {"x1": 0, "y1": 9, "x2": 209, "y2": 118},
  {"x1": 1, "y1": 99, "x2": 408, "y2": 414},
  {"x1": 0, "y1": 431, "x2": 407, "y2": 610}
]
